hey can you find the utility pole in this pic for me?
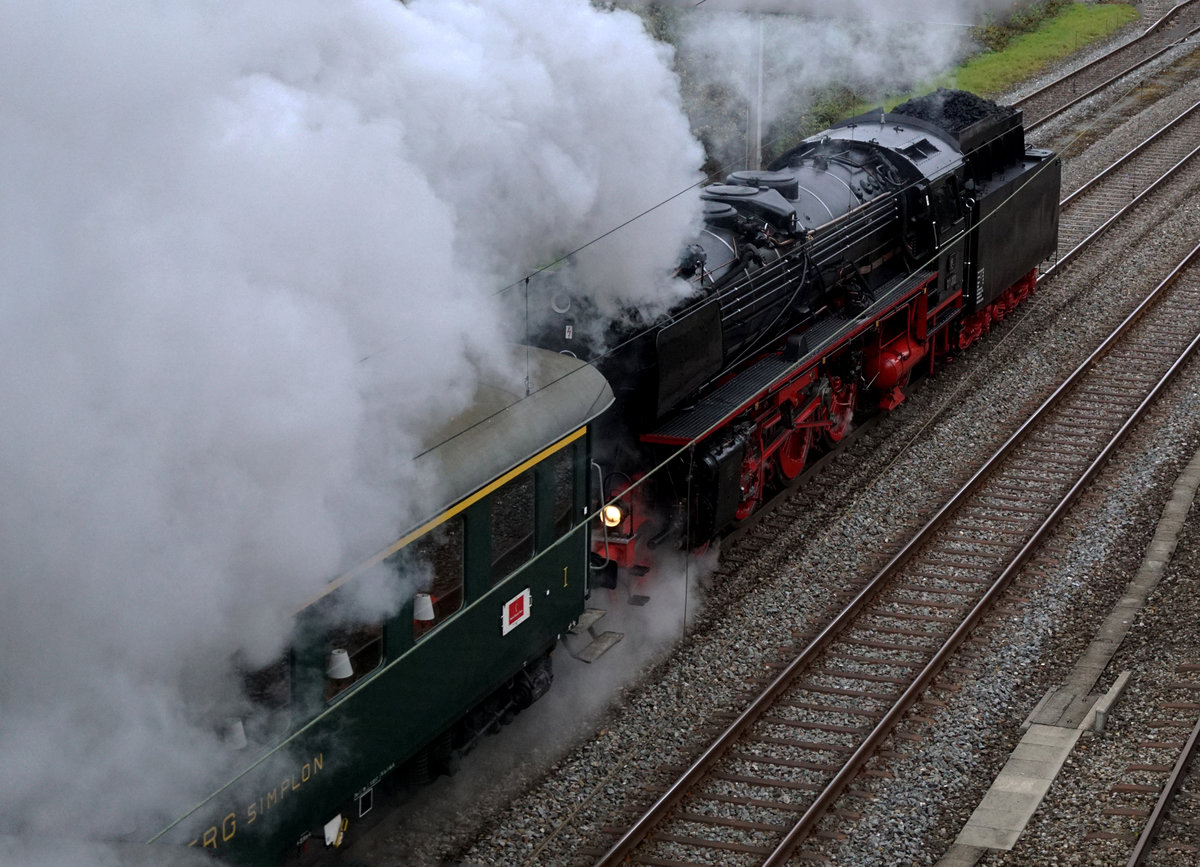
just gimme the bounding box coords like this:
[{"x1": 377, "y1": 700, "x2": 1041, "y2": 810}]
[{"x1": 747, "y1": 14, "x2": 764, "y2": 170}]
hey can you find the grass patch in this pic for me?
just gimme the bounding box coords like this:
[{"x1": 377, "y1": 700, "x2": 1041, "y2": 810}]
[
  {"x1": 953, "y1": 2, "x2": 1139, "y2": 95},
  {"x1": 792, "y1": 2, "x2": 1140, "y2": 150}
]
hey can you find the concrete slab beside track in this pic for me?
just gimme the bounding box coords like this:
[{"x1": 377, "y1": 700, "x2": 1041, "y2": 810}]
[{"x1": 935, "y1": 445, "x2": 1200, "y2": 865}]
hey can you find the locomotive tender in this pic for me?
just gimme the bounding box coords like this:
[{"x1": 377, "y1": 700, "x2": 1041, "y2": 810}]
[
  {"x1": 532, "y1": 89, "x2": 1060, "y2": 580},
  {"x1": 161, "y1": 89, "x2": 1058, "y2": 865}
]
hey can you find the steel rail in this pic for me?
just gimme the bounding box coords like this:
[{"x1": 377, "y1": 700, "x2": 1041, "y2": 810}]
[
  {"x1": 1024, "y1": 29, "x2": 1200, "y2": 132},
  {"x1": 1122, "y1": 248, "x2": 1200, "y2": 867},
  {"x1": 1041, "y1": 136, "x2": 1200, "y2": 280},
  {"x1": 1059, "y1": 98, "x2": 1200, "y2": 208},
  {"x1": 1126, "y1": 700, "x2": 1200, "y2": 865},
  {"x1": 593, "y1": 245, "x2": 1200, "y2": 867},
  {"x1": 764, "y1": 245, "x2": 1200, "y2": 867},
  {"x1": 1014, "y1": 0, "x2": 1196, "y2": 110}
]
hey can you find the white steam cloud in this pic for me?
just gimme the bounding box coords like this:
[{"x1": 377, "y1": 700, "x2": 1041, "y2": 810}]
[
  {"x1": 0, "y1": 0, "x2": 701, "y2": 860},
  {"x1": 662, "y1": 0, "x2": 1026, "y2": 165},
  {"x1": 682, "y1": 13, "x2": 964, "y2": 112}
]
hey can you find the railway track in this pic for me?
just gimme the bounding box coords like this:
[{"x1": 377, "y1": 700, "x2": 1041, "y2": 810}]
[
  {"x1": 1081, "y1": 663, "x2": 1200, "y2": 863},
  {"x1": 489, "y1": 91, "x2": 1200, "y2": 864},
  {"x1": 1125, "y1": 698, "x2": 1200, "y2": 865},
  {"x1": 1043, "y1": 98, "x2": 1200, "y2": 277},
  {"x1": 588, "y1": 185, "x2": 1200, "y2": 867},
  {"x1": 1015, "y1": 0, "x2": 1200, "y2": 131}
]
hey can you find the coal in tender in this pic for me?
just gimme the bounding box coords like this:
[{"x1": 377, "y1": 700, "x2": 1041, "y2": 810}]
[{"x1": 892, "y1": 88, "x2": 1011, "y2": 134}]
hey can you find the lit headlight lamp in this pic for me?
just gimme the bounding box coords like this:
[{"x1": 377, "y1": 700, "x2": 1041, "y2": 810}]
[{"x1": 600, "y1": 503, "x2": 625, "y2": 528}]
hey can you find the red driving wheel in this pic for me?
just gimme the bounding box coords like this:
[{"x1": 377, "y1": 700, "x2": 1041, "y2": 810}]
[
  {"x1": 825, "y1": 377, "x2": 857, "y2": 443},
  {"x1": 777, "y1": 424, "x2": 812, "y2": 480}
]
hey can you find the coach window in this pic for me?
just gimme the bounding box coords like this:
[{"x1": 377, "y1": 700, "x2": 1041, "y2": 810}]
[
  {"x1": 491, "y1": 468, "x2": 536, "y2": 583},
  {"x1": 545, "y1": 443, "x2": 576, "y2": 540},
  {"x1": 241, "y1": 654, "x2": 291, "y2": 710},
  {"x1": 325, "y1": 621, "x2": 383, "y2": 702},
  {"x1": 405, "y1": 514, "x2": 465, "y2": 640}
]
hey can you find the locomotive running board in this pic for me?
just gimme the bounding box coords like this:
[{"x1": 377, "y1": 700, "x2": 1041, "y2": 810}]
[
  {"x1": 643, "y1": 268, "x2": 937, "y2": 445},
  {"x1": 564, "y1": 608, "x2": 623, "y2": 663}
]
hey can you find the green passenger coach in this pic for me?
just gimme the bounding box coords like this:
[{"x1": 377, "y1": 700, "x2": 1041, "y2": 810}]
[{"x1": 161, "y1": 348, "x2": 613, "y2": 865}]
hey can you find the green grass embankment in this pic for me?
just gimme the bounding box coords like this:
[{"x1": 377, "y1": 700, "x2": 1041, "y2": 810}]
[
  {"x1": 952, "y1": 2, "x2": 1140, "y2": 96},
  {"x1": 771, "y1": 2, "x2": 1140, "y2": 161}
]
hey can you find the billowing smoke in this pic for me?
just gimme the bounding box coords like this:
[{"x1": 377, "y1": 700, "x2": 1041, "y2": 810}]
[
  {"x1": 0, "y1": 0, "x2": 701, "y2": 860},
  {"x1": 680, "y1": 11, "x2": 967, "y2": 111},
  {"x1": 655, "y1": 0, "x2": 1023, "y2": 171}
]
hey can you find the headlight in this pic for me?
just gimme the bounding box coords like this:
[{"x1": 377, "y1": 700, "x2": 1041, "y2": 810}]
[{"x1": 600, "y1": 504, "x2": 624, "y2": 528}]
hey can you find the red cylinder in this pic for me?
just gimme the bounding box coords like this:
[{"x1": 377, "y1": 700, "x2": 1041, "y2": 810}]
[{"x1": 864, "y1": 335, "x2": 927, "y2": 390}]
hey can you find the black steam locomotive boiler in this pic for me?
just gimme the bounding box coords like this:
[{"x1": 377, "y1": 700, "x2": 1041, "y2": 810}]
[{"x1": 531, "y1": 89, "x2": 1060, "y2": 585}]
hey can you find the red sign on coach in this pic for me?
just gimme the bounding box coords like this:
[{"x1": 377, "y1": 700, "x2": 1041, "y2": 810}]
[{"x1": 501, "y1": 588, "x2": 532, "y2": 635}]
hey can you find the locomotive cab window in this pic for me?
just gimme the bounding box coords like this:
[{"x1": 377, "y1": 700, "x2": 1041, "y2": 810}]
[
  {"x1": 931, "y1": 178, "x2": 962, "y2": 228},
  {"x1": 491, "y1": 467, "x2": 536, "y2": 583},
  {"x1": 325, "y1": 621, "x2": 383, "y2": 702},
  {"x1": 402, "y1": 515, "x2": 465, "y2": 640}
]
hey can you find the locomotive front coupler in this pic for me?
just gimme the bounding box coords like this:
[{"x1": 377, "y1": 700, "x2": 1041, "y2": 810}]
[{"x1": 647, "y1": 503, "x2": 685, "y2": 550}]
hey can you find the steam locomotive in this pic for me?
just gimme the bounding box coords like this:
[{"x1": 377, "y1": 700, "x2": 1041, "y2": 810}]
[
  {"x1": 164, "y1": 89, "x2": 1058, "y2": 865},
  {"x1": 529, "y1": 88, "x2": 1060, "y2": 585}
]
